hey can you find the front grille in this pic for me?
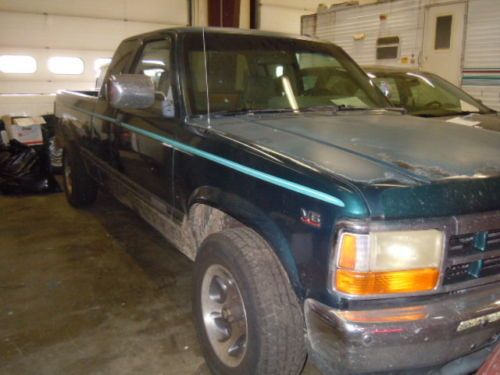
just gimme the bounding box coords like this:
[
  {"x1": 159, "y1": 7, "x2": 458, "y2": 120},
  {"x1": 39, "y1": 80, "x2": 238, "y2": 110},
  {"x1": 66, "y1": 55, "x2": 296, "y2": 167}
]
[
  {"x1": 444, "y1": 263, "x2": 470, "y2": 284},
  {"x1": 448, "y1": 230, "x2": 500, "y2": 257},
  {"x1": 444, "y1": 228, "x2": 500, "y2": 286},
  {"x1": 488, "y1": 230, "x2": 500, "y2": 248},
  {"x1": 444, "y1": 256, "x2": 500, "y2": 285},
  {"x1": 482, "y1": 256, "x2": 500, "y2": 277}
]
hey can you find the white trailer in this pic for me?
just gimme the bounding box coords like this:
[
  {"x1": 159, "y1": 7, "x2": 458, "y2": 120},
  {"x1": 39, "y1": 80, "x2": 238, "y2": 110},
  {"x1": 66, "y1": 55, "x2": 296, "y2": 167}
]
[{"x1": 301, "y1": 0, "x2": 500, "y2": 110}]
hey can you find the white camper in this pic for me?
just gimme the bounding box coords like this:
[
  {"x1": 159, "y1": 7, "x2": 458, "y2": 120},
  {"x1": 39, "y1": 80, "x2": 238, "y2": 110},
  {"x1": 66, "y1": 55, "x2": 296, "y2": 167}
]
[{"x1": 301, "y1": 0, "x2": 500, "y2": 110}]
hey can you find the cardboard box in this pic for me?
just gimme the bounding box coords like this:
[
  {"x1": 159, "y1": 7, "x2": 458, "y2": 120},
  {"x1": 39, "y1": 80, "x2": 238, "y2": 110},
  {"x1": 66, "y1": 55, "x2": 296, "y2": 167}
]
[{"x1": 2, "y1": 115, "x2": 45, "y2": 146}]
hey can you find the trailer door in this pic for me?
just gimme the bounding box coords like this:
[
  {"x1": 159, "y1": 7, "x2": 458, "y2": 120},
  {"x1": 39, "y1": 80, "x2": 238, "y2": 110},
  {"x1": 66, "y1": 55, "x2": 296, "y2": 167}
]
[{"x1": 422, "y1": 2, "x2": 466, "y2": 85}]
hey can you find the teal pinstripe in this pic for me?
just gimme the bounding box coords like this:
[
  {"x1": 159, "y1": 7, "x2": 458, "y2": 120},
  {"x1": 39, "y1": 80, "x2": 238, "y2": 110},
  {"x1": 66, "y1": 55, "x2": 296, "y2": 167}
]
[{"x1": 69, "y1": 105, "x2": 346, "y2": 207}]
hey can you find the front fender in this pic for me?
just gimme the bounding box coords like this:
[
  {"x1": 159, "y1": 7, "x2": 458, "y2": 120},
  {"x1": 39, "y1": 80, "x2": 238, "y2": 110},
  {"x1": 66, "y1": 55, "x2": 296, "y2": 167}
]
[{"x1": 188, "y1": 186, "x2": 304, "y2": 298}]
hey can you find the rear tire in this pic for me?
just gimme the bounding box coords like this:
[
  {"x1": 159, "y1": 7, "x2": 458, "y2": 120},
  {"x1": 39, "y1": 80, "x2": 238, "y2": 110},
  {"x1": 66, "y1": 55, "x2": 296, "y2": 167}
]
[
  {"x1": 193, "y1": 227, "x2": 306, "y2": 375},
  {"x1": 63, "y1": 147, "x2": 98, "y2": 207}
]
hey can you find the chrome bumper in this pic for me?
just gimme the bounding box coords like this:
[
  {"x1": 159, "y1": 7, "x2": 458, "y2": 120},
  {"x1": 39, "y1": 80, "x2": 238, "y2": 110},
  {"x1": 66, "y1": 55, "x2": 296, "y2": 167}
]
[{"x1": 304, "y1": 283, "x2": 500, "y2": 374}]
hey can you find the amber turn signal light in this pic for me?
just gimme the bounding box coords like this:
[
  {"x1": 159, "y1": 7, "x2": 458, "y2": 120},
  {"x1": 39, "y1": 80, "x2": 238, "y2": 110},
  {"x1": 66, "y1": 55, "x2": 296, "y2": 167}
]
[
  {"x1": 336, "y1": 268, "x2": 439, "y2": 295},
  {"x1": 337, "y1": 233, "x2": 358, "y2": 270}
]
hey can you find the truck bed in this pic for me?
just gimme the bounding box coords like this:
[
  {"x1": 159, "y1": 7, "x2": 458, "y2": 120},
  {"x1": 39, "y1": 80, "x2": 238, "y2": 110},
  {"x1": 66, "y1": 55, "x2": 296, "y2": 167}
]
[{"x1": 54, "y1": 90, "x2": 98, "y2": 122}]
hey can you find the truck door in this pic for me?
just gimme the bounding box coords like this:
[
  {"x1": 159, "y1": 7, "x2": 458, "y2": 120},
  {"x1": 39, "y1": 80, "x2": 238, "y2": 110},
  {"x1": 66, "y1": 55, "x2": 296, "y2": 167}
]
[
  {"x1": 110, "y1": 36, "x2": 178, "y2": 212},
  {"x1": 91, "y1": 39, "x2": 140, "y2": 162},
  {"x1": 422, "y1": 2, "x2": 466, "y2": 85}
]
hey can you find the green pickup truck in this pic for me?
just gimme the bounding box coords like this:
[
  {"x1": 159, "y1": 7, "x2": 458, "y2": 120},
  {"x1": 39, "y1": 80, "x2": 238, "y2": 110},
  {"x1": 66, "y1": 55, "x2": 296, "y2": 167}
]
[{"x1": 55, "y1": 27, "x2": 500, "y2": 374}]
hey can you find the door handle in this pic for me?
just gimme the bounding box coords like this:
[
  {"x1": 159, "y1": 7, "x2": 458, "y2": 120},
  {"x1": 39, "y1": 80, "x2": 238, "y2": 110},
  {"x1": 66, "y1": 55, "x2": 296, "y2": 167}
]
[{"x1": 149, "y1": 164, "x2": 159, "y2": 173}]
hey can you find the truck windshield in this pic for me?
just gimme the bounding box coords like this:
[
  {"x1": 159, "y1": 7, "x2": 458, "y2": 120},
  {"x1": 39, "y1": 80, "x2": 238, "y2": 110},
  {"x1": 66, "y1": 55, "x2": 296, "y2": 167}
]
[{"x1": 183, "y1": 32, "x2": 389, "y2": 116}]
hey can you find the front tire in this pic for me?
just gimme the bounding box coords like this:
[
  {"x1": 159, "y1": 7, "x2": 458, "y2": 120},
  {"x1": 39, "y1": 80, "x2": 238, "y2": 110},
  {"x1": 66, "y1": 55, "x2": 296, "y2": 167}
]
[
  {"x1": 193, "y1": 227, "x2": 306, "y2": 375},
  {"x1": 63, "y1": 147, "x2": 98, "y2": 207}
]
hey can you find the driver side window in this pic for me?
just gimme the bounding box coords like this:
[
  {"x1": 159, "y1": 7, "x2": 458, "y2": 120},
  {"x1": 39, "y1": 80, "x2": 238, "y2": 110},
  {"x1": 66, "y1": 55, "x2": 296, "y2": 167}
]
[{"x1": 134, "y1": 38, "x2": 175, "y2": 117}]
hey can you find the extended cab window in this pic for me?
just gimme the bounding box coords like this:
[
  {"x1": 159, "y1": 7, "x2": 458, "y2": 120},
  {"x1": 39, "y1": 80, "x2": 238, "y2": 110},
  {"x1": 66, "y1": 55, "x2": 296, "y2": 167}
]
[
  {"x1": 133, "y1": 38, "x2": 175, "y2": 117},
  {"x1": 100, "y1": 39, "x2": 139, "y2": 95}
]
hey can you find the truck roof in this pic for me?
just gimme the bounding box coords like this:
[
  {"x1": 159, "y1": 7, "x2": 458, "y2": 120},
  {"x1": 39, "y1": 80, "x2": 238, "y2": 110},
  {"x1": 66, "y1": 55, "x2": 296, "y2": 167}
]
[
  {"x1": 122, "y1": 26, "x2": 324, "y2": 44},
  {"x1": 362, "y1": 65, "x2": 421, "y2": 74}
]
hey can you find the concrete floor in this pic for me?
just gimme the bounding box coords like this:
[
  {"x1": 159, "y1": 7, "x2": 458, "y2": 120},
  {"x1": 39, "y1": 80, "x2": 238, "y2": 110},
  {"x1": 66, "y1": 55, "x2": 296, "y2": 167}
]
[{"x1": 0, "y1": 189, "x2": 321, "y2": 375}]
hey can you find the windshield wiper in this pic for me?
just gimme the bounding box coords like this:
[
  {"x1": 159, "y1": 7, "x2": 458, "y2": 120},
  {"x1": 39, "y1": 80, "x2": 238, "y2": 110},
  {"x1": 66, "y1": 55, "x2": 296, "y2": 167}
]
[
  {"x1": 440, "y1": 110, "x2": 475, "y2": 116},
  {"x1": 302, "y1": 104, "x2": 339, "y2": 113},
  {"x1": 216, "y1": 105, "x2": 385, "y2": 117},
  {"x1": 213, "y1": 108, "x2": 296, "y2": 117},
  {"x1": 336, "y1": 104, "x2": 369, "y2": 111},
  {"x1": 421, "y1": 110, "x2": 480, "y2": 118},
  {"x1": 382, "y1": 107, "x2": 407, "y2": 114},
  {"x1": 303, "y1": 104, "x2": 391, "y2": 114},
  {"x1": 302, "y1": 104, "x2": 367, "y2": 112},
  {"x1": 412, "y1": 109, "x2": 465, "y2": 117}
]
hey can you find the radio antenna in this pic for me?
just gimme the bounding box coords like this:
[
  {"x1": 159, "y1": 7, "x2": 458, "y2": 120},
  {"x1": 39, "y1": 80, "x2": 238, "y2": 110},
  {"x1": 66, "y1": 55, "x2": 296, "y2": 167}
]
[{"x1": 202, "y1": 27, "x2": 211, "y2": 127}]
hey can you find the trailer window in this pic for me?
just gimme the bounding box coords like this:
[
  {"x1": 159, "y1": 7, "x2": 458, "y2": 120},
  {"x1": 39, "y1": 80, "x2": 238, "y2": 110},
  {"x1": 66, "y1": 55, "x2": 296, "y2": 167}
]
[
  {"x1": 0, "y1": 55, "x2": 37, "y2": 73},
  {"x1": 376, "y1": 36, "x2": 400, "y2": 60},
  {"x1": 48, "y1": 57, "x2": 84, "y2": 74},
  {"x1": 435, "y1": 15, "x2": 452, "y2": 49}
]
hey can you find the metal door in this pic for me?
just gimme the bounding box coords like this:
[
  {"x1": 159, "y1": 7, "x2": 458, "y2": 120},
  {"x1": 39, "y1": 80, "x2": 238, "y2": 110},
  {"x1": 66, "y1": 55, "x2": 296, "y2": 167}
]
[
  {"x1": 422, "y1": 2, "x2": 466, "y2": 85},
  {"x1": 112, "y1": 37, "x2": 178, "y2": 209}
]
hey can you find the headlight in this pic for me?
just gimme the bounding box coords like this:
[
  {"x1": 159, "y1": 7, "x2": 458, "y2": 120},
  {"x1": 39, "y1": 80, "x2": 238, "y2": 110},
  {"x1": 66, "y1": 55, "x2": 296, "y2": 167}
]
[{"x1": 334, "y1": 230, "x2": 444, "y2": 296}]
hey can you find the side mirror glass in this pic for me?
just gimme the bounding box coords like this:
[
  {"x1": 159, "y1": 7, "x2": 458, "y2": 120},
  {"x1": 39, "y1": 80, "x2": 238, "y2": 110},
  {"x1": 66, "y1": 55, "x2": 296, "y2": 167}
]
[
  {"x1": 106, "y1": 74, "x2": 155, "y2": 110},
  {"x1": 155, "y1": 91, "x2": 176, "y2": 118}
]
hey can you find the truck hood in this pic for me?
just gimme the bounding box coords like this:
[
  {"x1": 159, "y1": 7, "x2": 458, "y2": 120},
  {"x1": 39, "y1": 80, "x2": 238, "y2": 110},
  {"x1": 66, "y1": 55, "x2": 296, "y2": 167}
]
[
  {"x1": 435, "y1": 112, "x2": 500, "y2": 133},
  {"x1": 202, "y1": 111, "x2": 500, "y2": 185}
]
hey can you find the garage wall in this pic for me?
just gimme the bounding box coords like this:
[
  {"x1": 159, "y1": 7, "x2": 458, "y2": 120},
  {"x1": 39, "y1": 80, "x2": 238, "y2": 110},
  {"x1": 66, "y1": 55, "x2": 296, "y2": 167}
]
[
  {"x1": 189, "y1": 0, "x2": 377, "y2": 34},
  {"x1": 0, "y1": 0, "x2": 188, "y2": 115},
  {"x1": 259, "y1": 0, "x2": 318, "y2": 34},
  {"x1": 258, "y1": 0, "x2": 377, "y2": 34},
  {"x1": 0, "y1": 12, "x2": 174, "y2": 51}
]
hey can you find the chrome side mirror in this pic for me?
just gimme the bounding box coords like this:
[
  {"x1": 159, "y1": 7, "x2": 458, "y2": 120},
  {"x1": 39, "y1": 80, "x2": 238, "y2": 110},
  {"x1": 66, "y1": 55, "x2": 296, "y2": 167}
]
[{"x1": 106, "y1": 74, "x2": 155, "y2": 110}]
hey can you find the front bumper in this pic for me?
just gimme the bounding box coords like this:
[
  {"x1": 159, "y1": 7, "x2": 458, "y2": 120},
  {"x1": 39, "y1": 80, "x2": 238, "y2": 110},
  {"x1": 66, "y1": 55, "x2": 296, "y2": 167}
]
[{"x1": 305, "y1": 283, "x2": 500, "y2": 374}]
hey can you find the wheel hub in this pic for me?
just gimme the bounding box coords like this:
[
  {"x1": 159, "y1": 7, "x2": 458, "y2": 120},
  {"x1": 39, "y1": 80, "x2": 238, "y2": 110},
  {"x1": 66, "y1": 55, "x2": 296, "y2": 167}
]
[{"x1": 201, "y1": 264, "x2": 248, "y2": 367}]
